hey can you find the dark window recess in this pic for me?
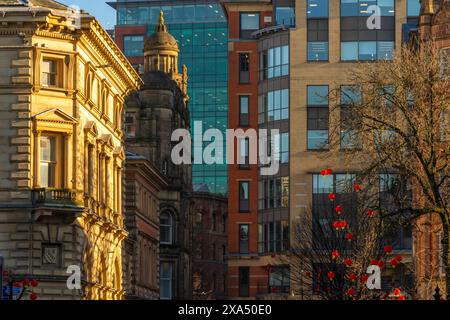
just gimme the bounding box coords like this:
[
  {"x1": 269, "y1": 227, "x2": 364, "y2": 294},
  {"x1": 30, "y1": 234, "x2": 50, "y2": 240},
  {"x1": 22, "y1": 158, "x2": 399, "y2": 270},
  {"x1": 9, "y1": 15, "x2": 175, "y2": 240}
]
[
  {"x1": 239, "y1": 181, "x2": 250, "y2": 212},
  {"x1": 239, "y1": 224, "x2": 249, "y2": 254},
  {"x1": 240, "y1": 13, "x2": 260, "y2": 39},
  {"x1": 239, "y1": 267, "x2": 250, "y2": 297},
  {"x1": 239, "y1": 53, "x2": 250, "y2": 84}
]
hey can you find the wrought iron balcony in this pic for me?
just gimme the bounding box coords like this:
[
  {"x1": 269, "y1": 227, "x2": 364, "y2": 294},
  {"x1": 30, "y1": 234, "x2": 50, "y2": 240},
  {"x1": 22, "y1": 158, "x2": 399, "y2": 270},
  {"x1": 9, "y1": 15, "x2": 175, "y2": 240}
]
[{"x1": 32, "y1": 188, "x2": 82, "y2": 207}]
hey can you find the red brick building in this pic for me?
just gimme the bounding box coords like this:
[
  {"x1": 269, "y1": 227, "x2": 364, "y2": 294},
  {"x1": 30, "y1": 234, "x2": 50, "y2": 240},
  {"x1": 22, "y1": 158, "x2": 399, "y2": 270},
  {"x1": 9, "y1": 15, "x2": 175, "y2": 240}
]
[
  {"x1": 221, "y1": 0, "x2": 274, "y2": 299},
  {"x1": 192, "y1": 192, "x2": 228, "y2": 299},
  {"x1": 414, "y1": 0, "x2": 450, "y2": 300}
]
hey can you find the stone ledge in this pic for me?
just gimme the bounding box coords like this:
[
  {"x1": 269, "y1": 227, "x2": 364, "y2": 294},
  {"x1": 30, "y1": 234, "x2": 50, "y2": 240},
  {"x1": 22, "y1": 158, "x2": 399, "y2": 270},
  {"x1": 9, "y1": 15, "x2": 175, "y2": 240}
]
[
  {"x1": 11, "y1": 120, "x2": 30, "y2": 128},
  {"x1": 11, "y1": 76, "x2": 31, "y2": 84},
  {"x1": 18, "y1": 51, "x2": 32, "y2": 59},
  {"x1": 11, "y1": 103, "x2": 31, "y2": 111},
  {"x1": 12, "y1": 59, "x2": 31, "y2": 67},
  {"x1": 11, "y1": 137, "x2": 31, "y2": 145}
]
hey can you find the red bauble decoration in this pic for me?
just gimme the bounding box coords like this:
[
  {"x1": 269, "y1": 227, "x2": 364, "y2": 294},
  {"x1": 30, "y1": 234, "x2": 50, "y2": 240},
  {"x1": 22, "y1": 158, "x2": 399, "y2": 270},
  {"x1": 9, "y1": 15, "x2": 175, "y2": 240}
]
[
  {"x1": 393, "y1": 288, "x2": 401, "y2": 296},
  {"x1": 354, "y1": 183, "x2": 361, "y2": 192},
  {"x1": 22, "y1": 278, "x2": 30, "y2": 287},
  {"x1": 331, "y1": 250, "x2": 339, "y2": 260},
  {"x1": 367, "y1": 209, "x2": 376, "y2": 217},
  {"x1": 361, "y1": 274, "x2": 369, "y2": 282},
  {"x1": 332, "y1": 221, "x2": 340, "y2": 230},
  {"x1": 320, "y1": 170, "x2": 327, "y2": 176},
  {"x1": 383, "y1": 245, "x2": 393, "y2": 253},
  {"x1": 326, "y1": 168, "x2": 333, "y2": 175},
  {"x1": 378, "y1": 261, "x2": 385, "y2": 268},
  {"x1": 13, "y1": 282, "x2": 22, "y2": 288},
  {"x1": 328, "y1": 193, "x2": 336, "y2": 201},
  {"x1": 390, "y1": 259, "x2": 398, "y2": 267},
  {"x1": 398, "y1": 296, "x2": 406, "y2": 300},
  {"x1": 348, "y1": 273, "x2": 357, "y2": 282},
  {"x1": 339, "y1": 220, "x2": 347, "y2": 230},
  {"x1": 395, "y1": 255, "x2": 403, "y2": 262},
  {"x1": 345, "y1": 233, "x2": 353, "y2": 241},
  {"x1": 344, "y1": 258, "x2": 353, "y2": 267},
  {"x1": 30, "y1": 279, "x2": 38, "y2": 287},
  {"x1": 335, "y1": 205, "x2": 343, "y2": 213},
  {"x1": 347, "y1": 287, "x2": 356, "y2": 296},
  {"x1": 30, "y1": 292, "x2": 38, "y2": 300},
  {"x1": 370, "y1": 259, "x2": 379, "y2": 265},
  {"x1": 327, "y1": 271, "x2": 335, "y2": 281}
]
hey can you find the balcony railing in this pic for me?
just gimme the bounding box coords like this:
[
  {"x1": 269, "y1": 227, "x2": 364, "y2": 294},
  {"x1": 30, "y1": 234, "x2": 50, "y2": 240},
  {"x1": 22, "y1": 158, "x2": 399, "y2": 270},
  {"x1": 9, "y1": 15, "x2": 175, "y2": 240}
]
[{"x1": 32, "y1": 188, "x2": 81, "y2": 206}]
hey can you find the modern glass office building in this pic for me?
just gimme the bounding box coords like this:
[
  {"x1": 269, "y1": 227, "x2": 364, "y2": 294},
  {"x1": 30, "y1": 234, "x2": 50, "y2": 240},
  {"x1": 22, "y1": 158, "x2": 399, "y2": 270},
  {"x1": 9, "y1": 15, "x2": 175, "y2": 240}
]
[{"x1": 109, "y1": 0, "x2": 228, "y2": 195}]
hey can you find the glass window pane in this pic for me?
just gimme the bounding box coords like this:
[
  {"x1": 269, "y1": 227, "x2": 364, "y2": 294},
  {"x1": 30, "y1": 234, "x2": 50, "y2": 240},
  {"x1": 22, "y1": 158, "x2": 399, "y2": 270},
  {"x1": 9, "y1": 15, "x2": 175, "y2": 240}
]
[
  {"x1": 241, "y1": 13, "x2": 260, "y2": 30},
  {"x1": 341, "y1": 42, "x2": 358, "y2": 60},
  {"x1": 377, "y1": 41, "x2": 394, "y2": 60},
  {"x1": 308, "y1": 86, "x2": 329, "y2": 105},
  {"x1": 313, "y1": 174, "x2": 333, "y2": 193},
  {"x1": 308, "y1": 130, "x2": 329, "y2": 149},
  {"x1": 359, "y1": 41, "x2": 377, "y2": 60},
  {"x1": 308, "y1": 42, "x2": 329, "y2": 61},
  {"x1": 407, "y1": 0, "x2": 420, "y2": 16},
  {"x1": 307, "y1": 0, "x2": 329, "y2": 18},
  {"x1": 340, "y1": 0, "x2": 358, "y2": 16}
]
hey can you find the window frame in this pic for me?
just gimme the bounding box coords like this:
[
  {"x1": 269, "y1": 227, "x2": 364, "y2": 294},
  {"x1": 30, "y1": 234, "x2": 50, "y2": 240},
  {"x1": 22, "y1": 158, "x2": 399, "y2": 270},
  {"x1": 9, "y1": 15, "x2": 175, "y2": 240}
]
[{"x1": 160, "y1": 211, "x2": 174, "y2": 245}]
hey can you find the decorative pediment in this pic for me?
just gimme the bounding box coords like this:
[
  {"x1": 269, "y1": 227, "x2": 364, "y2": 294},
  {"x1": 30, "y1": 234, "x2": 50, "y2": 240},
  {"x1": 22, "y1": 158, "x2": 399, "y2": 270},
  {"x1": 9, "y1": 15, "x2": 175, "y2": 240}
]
[
  {"x1": 113, "y1": 146, "x2": 125, "y2": 160},
  {"x1": 98, "y1": 133, "x2": 114, "y2": 151},
  {"x1": 32, "y1": 108, "x2": 77, "y2": 133}
]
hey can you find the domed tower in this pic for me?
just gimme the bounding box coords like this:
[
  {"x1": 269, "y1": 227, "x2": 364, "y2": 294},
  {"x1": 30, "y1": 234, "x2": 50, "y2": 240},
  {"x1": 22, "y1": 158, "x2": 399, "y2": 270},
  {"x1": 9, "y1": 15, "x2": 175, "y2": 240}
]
[{"x1": 144, "y1": 11, "x2": 188, "y2": 101}]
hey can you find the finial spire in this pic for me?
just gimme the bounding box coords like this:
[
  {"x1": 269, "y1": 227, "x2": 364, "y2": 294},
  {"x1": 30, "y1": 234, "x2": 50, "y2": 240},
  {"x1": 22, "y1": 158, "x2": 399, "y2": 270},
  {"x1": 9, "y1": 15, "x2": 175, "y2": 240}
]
[{"x1": 156, "y1": 10, "x2": 167, "y2": 32}]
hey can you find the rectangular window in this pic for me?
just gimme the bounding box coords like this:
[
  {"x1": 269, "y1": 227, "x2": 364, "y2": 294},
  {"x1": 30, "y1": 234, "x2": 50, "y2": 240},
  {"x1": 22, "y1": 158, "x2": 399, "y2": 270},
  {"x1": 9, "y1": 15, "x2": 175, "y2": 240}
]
[
  {"x1": 239, "y1": 224, "x2": 249, "y2": 254},
  {"x1": 258, "y1": 220, "x2": 289, "y2": 254},
  {"x1": 42, "y1": 59, "x2": 57, "y2": 87},
  {"x1": 265, "y1": 89, "x2": 289, "y2": 122},
  {"x1": 265, "y1": 45, "x2": 289, "y2": 79},
  {"x1": 307, "y1": 18, "x2": 329, "y2": 61},
  {"x1": 239, "y1": 267, "x2": 250, "y2": 297},
  {"x1": 340, "y1": 0, "x2": 395, "y2": 61},
  {"x1": 40, "y1": 136, "x2": 58, "y2": 188},
  {"x1": 407, "y1": 0, "x2": 420, "y2": 17},
  {"x1": 307, "y1": 85, "x2": 329, "y2": 150},
  {"x1": 125, "y1": 112, "x2": 136, "y2": 138},
  {"x1": 340, "y1": 86, "x2": 362, "y2": 149},
  {"x1": 239, "y1": 96, "x2": 249, "y2": 126},
  {"x1": 276, "y1": 6, "x2": 295, "y2": 27},
  {"x1": 268, "y1": 266, "x2": 290, "y2": 294},
  {"x1": 273, "y1": 132, "x2": 289, "y2": 164},
  {"x1": 240, "y1": 13, "x2": 260, "y2": 39},
  {"x1": 258, "y1": 177, "x2": 289, "y2": 210},
  {"x1": 239, "y1": 181, "x2": 250, "y2": 212},
  {"x1": 160, "y1": 262, "x2": 173, "y2": 300},
  {"x1": 238, "y1": 138, "x2": 250, "y2": 168},
  {"x1": 123, "y1": 35, "x2": 144, "y2": 57},
  {"x1": 239, "y1": 53, "x2": 250, "y2": 84}
]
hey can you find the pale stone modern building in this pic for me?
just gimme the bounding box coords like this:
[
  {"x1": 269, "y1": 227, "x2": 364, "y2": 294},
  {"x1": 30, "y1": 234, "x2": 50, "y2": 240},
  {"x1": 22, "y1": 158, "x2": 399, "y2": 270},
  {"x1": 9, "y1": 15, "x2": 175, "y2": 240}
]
[{"x1": 0, "y1": 0, "x2": 141, "y2": 299}]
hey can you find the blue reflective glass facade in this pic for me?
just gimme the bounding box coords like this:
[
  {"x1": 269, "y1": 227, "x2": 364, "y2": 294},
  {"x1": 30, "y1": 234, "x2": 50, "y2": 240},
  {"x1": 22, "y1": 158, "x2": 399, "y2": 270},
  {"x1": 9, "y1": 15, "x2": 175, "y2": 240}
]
[{"x1": 115, "y1": 1, "x2": 228, "y2": 195}]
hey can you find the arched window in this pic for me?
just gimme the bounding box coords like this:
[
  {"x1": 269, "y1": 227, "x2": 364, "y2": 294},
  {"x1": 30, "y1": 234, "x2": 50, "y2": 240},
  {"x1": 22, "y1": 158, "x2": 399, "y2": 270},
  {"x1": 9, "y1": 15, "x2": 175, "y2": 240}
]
[{"x1": 160, "y1": 211, "x2": 173, "y2": 244}]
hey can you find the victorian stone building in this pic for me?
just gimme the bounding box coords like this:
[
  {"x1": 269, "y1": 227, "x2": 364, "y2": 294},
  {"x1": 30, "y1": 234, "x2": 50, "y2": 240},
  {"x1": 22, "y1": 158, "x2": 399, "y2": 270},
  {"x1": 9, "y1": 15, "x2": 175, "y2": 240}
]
[
  {"x1": 192, "y1": 191, "x2": 228, "y2": 300},
  {"x1": 122, "y1": 151, "x2": 168, "y2": 300},
  {"x1": 413, "y1": 0, "x2": 450, "y2": 300},
  {"x1": 123, "y1": 13, "x2": 193, "y2": 300},
  {"x1": 0, "y1": 0, "x2": 140, "y2": 299}
]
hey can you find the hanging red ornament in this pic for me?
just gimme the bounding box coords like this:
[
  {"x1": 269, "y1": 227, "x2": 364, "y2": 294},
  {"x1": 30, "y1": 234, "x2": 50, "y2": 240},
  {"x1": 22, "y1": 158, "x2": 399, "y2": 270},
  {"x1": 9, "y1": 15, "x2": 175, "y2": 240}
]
[
  {"x1": 390, "y1": 259, "x2": 398, "y2": 267},
  {"x1": 345, "y1": 233, "x2": 353, "y2": 241},
  {"x1": 370, "y1": 259, "x2": 379, "y2": 265},
  {"x1": 326, "y1": 168, "x2": 333, "y2": 175},
  {"x1": 354, "y1": 183, "x2": 361, "y2": 192},
  {"x1": 22, "y1": 278, "x2": 30, "y2": 287},
  {"x1": 378, "y1": 261, "x2": 385, "y2": 268},
  {"x1": 361, "y1": 274, "x2": 369, "y2": 282},
  {"x1": 13, "y1": 282, "x2": 22, "y2": 288},
  {"x1": 328, "y1": 193, "x2": 336, "y2": 201},
  {"x1": 339, "y1": 220, "x2": 347, "y2": 230},
  {"x1": 348, "y1": 273, "x2": 357, "y2": 282},
  {"x1": 395, "y1": 255, "x2": 403, "y2": 262},
  {"x1": 332, "y1": 221, "x2": 340, "y2": 230},
  {"x1": 335, "y1": 205, "x2": 343, "y2": 213},
  {"x1": 347, "y1": 287, "x2": 356, "y2": 296},
  {"x1": 327, "y1": 271, "x2": 335, "y2": 281},
  {"x1": 393, "y1": 288, "x2": 401, "y2": 296},
  {"x1": 30, "y1": 279, "x2": 38, "y2": 287},
  {"x1": 344, "y1": 258, "x2": 353, "y2": 267},
  {"x1": 30, "y1": 292, "x2": 38, "y2": 300},
  {"x1": 398, "y1": 296, "x2": 406, "y2": 300},
  {"x1": 331, "y1": 250, "x2": 339, "y2": 260},
  {"x1": 320, "y1": 170, "x2": 327, "y2": 176},
  {"x1": 383, "y1": 245, "x2": 393, "y2": 253},
  {"x1": 367, "y1": 209, "x2": 376, "y2": 217}
]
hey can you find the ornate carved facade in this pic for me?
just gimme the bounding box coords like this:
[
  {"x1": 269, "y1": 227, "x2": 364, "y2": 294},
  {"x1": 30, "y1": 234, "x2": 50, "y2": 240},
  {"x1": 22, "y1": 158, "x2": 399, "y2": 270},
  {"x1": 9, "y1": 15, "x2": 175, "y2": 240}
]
[
  {"x1": 0, "y1": 0, "x2": 141, "y2": 299},
  {"x1": 124, "y1": 12, "x2": 193, "y2": 300}
]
